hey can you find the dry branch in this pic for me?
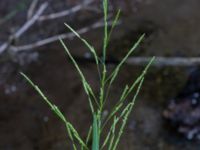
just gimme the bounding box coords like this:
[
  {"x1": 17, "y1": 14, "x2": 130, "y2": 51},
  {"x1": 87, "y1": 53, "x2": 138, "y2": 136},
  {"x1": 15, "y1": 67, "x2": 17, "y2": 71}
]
[
  {"x1": 0, "y1": 2, "x2": 48, "y2": 54},
  {"x1": 27, "y1": 0, "x2": 39, "y2": 20},
  {"x1": 126, "y1": 57, "x2": 200, "y2": 66},
  {"x1": 38, "y1": 0, "x2": 95, "y2": 21},
  {"x1": 14, "y1": 2, "x2": 48, "y2": 38},
  {"x1": 0, "y1": 0, "x2": 98, "y2": 55},
  {"x1": 11, "y1": 19, "x2": 116, "y2": 52}
]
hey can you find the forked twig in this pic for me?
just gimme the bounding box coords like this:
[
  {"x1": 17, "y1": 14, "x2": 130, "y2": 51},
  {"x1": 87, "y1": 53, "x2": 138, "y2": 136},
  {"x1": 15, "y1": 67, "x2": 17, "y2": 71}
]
[
  {"x1": 0, "y1": 0, "x2": 99, "y2": 54},
  {"x1": 11, "y1": 18, "x2": 119, "y2": 52},
  {"x1": 0, "y1": 2, "x2": 48, "y2": 54},
  {"x1": 14, "y1": 2, "x2": 48, "y2": 38}
]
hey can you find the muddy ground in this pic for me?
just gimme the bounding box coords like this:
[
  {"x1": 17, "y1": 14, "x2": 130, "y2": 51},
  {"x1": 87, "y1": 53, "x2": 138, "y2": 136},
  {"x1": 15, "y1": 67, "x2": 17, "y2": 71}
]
[{"x1": 1, "y1": 0, "x2": 200, "y2": 149}]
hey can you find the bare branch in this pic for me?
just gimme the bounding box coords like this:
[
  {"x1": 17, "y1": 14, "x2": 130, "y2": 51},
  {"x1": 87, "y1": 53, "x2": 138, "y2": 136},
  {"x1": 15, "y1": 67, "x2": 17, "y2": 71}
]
[
  {"x1": 126, "y1": 57, "x2": 200, "y2": 66},
  {"x1": 11, "y1": 19, "x2": 117, "y2": 52},
  {"x1": 15, "y1": 2, "x2": 48, "y2": 38},
  {"x1": 0, "y1": 2, "x2": 48, "y2": 54},
  {"x1": 27, "y1": 0, "x2": 39, "y2": 20},
  {"x1": 0, "y1": 43, "x2": 9, "y2": 54},
  {"x1": 38, "y1": 0, "x2": 95, "y2": 22}
]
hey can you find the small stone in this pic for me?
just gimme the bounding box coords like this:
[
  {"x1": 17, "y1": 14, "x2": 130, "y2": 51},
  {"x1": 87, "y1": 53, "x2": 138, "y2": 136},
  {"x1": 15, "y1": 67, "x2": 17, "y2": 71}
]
[
  {"x1": 191, "y1": 98, "x2": 198, "y2": 105},
  {"x1": 193, "y1": 92, "x2": 199, "y2": 98},
  {"x1": 43, "y1": 116, "x2": 49, "y2": 122}
]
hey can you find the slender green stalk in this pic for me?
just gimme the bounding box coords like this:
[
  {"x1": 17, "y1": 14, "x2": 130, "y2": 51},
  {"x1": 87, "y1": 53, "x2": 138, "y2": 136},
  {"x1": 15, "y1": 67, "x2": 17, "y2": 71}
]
[
  {"x1": 103, "y1": 0, "x2": 108, "y2": 63},
  {"x1": 60, "y1": 39, "x2": 98, "y2": 113},
  {"x1": 64, "y1": 23, "x2": 101, "y2": 80},
  {"x1": 92, "y1": 114, "x2": 100, "y2": 150},
  {"x1": 107, "y1": 10, "x2": 121, "y2": 45}
]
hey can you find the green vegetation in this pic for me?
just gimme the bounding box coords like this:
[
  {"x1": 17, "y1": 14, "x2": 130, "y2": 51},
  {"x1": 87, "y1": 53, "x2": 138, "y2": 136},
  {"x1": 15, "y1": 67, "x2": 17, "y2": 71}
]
[{"x1": 21, "y1": 0, "x2": 154, "y2": 149}]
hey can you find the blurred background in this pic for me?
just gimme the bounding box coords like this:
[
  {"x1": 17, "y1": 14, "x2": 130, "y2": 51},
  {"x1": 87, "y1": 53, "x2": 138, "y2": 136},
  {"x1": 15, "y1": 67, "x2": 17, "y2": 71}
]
[{"x1": 1, "y1": 0, "x2": 200, "y2": 149}]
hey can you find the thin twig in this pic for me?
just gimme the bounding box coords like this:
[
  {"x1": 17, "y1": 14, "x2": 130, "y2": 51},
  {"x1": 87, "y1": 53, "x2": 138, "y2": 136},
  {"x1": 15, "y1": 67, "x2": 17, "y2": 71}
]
[
  {"x1": 0, "y1": 2, "x2": 48, "y2": 54},
  {"x1": 27, "y1": 0, "x2": 39, "y2": 20},
  {"x1": 38, "y1": 0, "x2": 94, "y2": 22},
  {"x1": 14, "y1": 2, "x2": 48, "y2": 38},
  {"x1": 126, "y1": 57, "x2": 200, "y2": 66},
  {"x1": 59, "y1": 56, "x2": 200, "y2": 67},
  {"x1": 11, "y1": 19, "x2": 118, "y2": 52}
]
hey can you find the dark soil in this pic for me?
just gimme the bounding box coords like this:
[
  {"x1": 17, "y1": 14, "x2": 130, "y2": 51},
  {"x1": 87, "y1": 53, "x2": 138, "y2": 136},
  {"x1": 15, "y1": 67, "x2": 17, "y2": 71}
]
[{"x1": 1, "y1": 0, "x2": 200, "y2": 149}]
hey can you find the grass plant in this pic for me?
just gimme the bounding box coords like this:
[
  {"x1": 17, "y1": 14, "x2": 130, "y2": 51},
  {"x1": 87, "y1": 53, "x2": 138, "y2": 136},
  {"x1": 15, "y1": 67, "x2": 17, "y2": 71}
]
[{"x1": 21, "y1": 0, "x2": 155, "y2": 149}]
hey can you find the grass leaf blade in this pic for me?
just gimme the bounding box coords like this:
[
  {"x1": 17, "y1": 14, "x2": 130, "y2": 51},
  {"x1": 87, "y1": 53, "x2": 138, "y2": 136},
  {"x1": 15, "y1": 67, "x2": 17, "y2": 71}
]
[
  {"x1": 60, "y1": 39, "x2": 97, "y2": 113},
  {"x1": 107, "y1": 9, "x2": 121, "y2": 45},
  {"x1": 106, "y1": 34, "x2": 145, "y2": 85},
  {"x1": 64, "y1": 23, "x2": 99, "y2": 66}
]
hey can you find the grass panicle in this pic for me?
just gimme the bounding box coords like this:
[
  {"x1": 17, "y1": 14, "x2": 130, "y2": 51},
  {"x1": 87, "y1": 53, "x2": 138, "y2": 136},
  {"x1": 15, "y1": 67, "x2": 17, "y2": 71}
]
[{"x1": 21, "y1": 0, "x2": 154, "y2": 149}]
